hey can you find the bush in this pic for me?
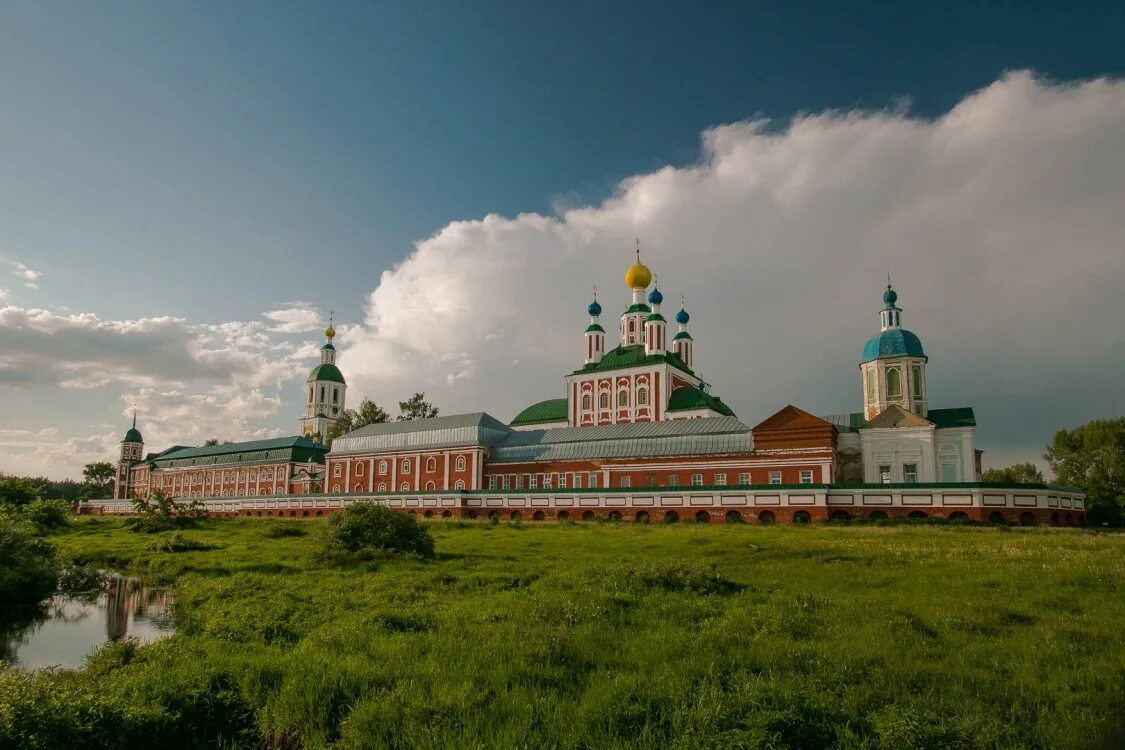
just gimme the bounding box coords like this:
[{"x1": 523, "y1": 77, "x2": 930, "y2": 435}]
[
  {"x1": 147, "y1": 533, "x2": 217, "y2": 553},
  {"x1": 23, "y1": 499, "x2": 71, "y2": 532},
  {"x1": 262, "y1": 522, "x2": 307, "y2": 538},
  {"x1": 324, "y1": 503, "x2": 435, "y2": 558},
  {"x1": 0, "y1": 509, "x2": 57, "y2": 605},
  {"x1": 125, "y1": 491, "x2": 207, "y2": 533}
]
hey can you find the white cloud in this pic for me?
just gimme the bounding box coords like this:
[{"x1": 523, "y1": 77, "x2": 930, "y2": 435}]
[
  {"x1": 263, "y1": 302, "x2": 324, "y2": 333},
  {"x1": 339, "y1": 72, "x2": 1125, "y2": 469},
  {"x1": 6, "y1": 260, "x2": 42, "y2": 289},
  {"x1": 0, "y1": 307, "x2": 311, "y2": 390}
]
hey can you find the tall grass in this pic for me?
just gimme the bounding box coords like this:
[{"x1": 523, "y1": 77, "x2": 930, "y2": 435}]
[{"x1": 2, "y1": 518, "x2": 1123, "y2": 748}]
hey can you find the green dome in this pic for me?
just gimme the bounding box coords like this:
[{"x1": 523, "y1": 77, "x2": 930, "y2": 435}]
[
  {"x1": 307, "y1": 363, "x2": 346, "y2": 384},
  {"x1": 123, "y1": 427, "x2": 143, "y2": 443}
]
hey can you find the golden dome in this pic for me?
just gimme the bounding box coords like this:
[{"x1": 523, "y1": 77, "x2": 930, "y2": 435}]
[
  {"x1": 324, "y1": 324, "x2": 336, "y2": 339},
  {"x1": 625, "y1": 254, "x2": 653, "y2": 289}
]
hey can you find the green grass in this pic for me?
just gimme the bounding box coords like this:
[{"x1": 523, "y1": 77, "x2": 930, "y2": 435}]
[{"x1": 3, "y1": 518, "x2": 1124, "y2": 749}]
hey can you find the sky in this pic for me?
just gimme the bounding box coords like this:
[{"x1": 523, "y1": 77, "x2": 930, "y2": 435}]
[{"x1": 1, "y1": 1, "x2": 1124, "y2": 479}]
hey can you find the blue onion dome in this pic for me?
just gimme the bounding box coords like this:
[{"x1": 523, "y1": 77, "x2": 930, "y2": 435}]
[
  {"x1": 883, "y1": 285, "x2": 898, "y2": 307},
  {"x1": 648, "y1": 287, "x2": 664, "y2": 305},
  {"x1": 675, "y1": 307, "x2": 690, "y2": 325},
  {"x1": 587, "y1": 299, "x2": 602, "y2": 317}
]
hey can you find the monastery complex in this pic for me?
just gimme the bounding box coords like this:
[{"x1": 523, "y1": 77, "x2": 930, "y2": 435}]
[{"x1": 101, "y1": 252, "x2": 1085, "y2": 525}]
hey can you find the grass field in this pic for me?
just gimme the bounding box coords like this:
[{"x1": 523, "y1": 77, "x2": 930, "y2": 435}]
[{"x1": 2, "y1": 518, "x2": 1124, "y2": 749}]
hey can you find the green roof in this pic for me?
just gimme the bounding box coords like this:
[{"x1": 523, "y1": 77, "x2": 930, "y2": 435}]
[
  {"x1": 673, "y1": 331, "x2": 693, "y2": 341},
  {"x1": 822, "y1": 407, "x2": 976, "y2": 433},
  {"x1": 646, "y1": 313, "x2": 666, "y2": 323},
  {"x1": 307, "y1": 363, "x2": 346, "y2": 384},
  {"x1": 572, "y1": 344, "x2": 695, "y2": 377},
  {"x1": 585, "y1": 323, "x2": 605, "y2": 333},
  {"x1": 511, "y1": 398, "x2": 568, "y2": 426},
  {"x1": 625, "y1": 303, "x2": 651, "y2": 314},
  {"x1": 153, "y1": 436, "x2": 327, "y2": 468},
  {"x1": 928, "y1": 407, "x2": 976, "y2": 429},
  {"x1": 666, "y1": 386, "x2": 736, "y2": 416},
  {"x1": 123, "y1": 427, "x2": 143, "y2": 443}
]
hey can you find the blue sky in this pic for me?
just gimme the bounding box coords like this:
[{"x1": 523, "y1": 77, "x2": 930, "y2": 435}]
[{"x1": 2, "y1": 2, "x2": 1124, "y2": 477}]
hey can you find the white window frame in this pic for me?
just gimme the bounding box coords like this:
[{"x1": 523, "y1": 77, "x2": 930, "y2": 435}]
[
  {"x1": 903, "y1": 463, "x2": 918, "y2": 484},
  {"x1": 690, "y1": 473, "x2": 703, "y2": 487},
  {"x1": 738, "y1": 472, "x2": 750, "y2": 485},
  {"x1": 799, "y1": 470, "x2": 813, "y2": 484},
  {"x1": 768, "y1": 471, "x2": 782, "y2": 485},
  {"x1": 714, "y1": 473, "x2": 727, "y2": 486},
  {"x1": 456, "y1": 455, "x2": 466, "y2": 471}
]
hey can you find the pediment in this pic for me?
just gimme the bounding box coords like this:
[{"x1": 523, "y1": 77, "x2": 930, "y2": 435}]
[
  {"x1": 862, "y1": 405, "x2": 933, "y2": 429},
  {"x1": 752, "y1": 404, "x2": 833, "y2": 432}
]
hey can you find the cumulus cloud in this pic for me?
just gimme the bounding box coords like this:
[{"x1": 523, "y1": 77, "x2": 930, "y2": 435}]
[
  {"x1": 12, "y1": 261, "x2": 41, "y2": 288},
  {"x1": 263, "y1": 302, "x2": 324, "y2": 333},
  {"x1": 0, "y1": 307, "x2": 310, "y2": 390},
  {"x1": 339, "y1": 72, "x2": 1125, "y2": 469}
]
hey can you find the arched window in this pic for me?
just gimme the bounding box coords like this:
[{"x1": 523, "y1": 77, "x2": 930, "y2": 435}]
[
  {"x1": 332, "y1": 485, "x2": 341, "y2": 493},
  {"x1": 912, "y1": 365, "x2": 923, "y2": 399},
  {"x1": 599, "y1": 392, "x2": 609, "y2": 409},
  {"x1": 886, "y1": 367, "x2": 901, "y2": 399},
  {"x1": 308, "y1": 386, "x2": 313, "y2": 403},
  {"x1": 401, "y1": 459, "x2": 411, "y2": 474},
  {"x1": 378, "y1": 460, "x2": 387, "y2": 474},
  {"x1": 400, "y1": 482, "x2": 410, "y2": 492},
  {"x1": 618, "y1": 389, "x2": 629, "y2": 406},
  {"x1": 865, "y1": 368, "x2": 875, "y2": 402},
  {"x1": 454, "y1": 479, "x2": 465, "y2": 490},
  {"x1": 377, "y1": 482, "x2": 386, "y2": 492},
  {"x1": 426, "y1": 457, "x2": 437, "y2": 473},
  {"x1": 456, "y1": 456, "x2": 466, "y2": 471},
  {"x1": 425, "y1": 481, "x2": 435, "y2": 490},
  {"x1": 356, "y1": 463, "x2": 364, "y2": 476},
  {"x1": 320, "y1": 386, "x2": 325, "y2": 402},
  {"x1": 581, "y1": 393, "x2": 592, "y2": 410},
  {"x1": 333, "y1": 389, "x2": 338, "y2": 404},
  {"x1": 637, "y1": 388, "x2": 648, "y2": 406}
]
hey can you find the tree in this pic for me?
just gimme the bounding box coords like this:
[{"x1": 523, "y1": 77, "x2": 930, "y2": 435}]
[
  {"x1": 203, "y1": 438, "x2": 220, "y2": 446},
  {"x1": 981, "y1": 462, "x2": 1044, "y2": 484},
  {"x1": 79, "y1": 461, "x2": 116, "y2": 500},
  {"x1": 0, "y1": 476, "x2": 43, "y2": 507},
  {"x1": 326, "y1": 398, "x2": 390, "y2": 445},
  {"x1": 324, "y1": 502, "x2": 435, "y2": 558},
  {"x1": 1045, "y1": 418, "x2": 1125, "y2": 526},
  {"x1": 397, "y1": 393, "x2": 438, "y2": 421}
]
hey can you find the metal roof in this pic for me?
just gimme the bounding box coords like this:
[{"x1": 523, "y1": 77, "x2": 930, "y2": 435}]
[
  {"x1": 490, "y1": 416, "x2": 753, "y2": 463},
  {"x1": 329, "y1": 412, "x2": 513, "y2": 455},
  {"x1": 822, "y1": 407, "x2": 976, "y2": 433}
]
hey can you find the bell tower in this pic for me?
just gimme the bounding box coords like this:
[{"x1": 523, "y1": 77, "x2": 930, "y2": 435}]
[
  {"x1": 114, "y1": 411, "x2": 144, "y2": 499},
  {"x1": 299, "y1": 315, "x2": 347, "y2": 442}
]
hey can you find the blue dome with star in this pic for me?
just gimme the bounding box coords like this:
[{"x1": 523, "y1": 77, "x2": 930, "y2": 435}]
[
  {"x1": 587, "y1": 299, "x2": 602, "y2": 317},
  {"x1": 861, "y1": 328, "x2": 925, "y2": 364},
  {"x1": 675, "y1": 308, "x2": 690, "y2": 324},
  {"x1": 648, "y1": 287, "x2": 663, "y2": 305}
]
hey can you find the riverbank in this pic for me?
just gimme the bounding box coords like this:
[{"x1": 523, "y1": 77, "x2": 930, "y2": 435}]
[{"x1": 2, "y1": 517, "x2": 1123, "y2": 748}]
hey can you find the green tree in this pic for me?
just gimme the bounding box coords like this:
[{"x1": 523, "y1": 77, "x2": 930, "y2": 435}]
[
  {"x1": 324, "y1": 502, "x2": 435, "y2": 558},
  {"x1": 981, "y1": 462, "x2": 1044, "y2": 484},
  {"x1": 203, "y1": 438, "x2": 220, "y2": 446},
  {"x1": 397, "y1": 393, "x2": 438, "y2": 421},
  {"x1": 79, "y1": 461, "x2": 116, "y2": 500},
  {"x1": 0, "y1": 508, "x2": 58, "y2": 604},
  {"x1": 326, "y1": 398, "x2": 390, "y2": 445},
  {"x1": 1045, "y1": 418, "x2": 1125, "y2": 526},
  {"x1": 0, "y1": 476, "x2": 43, "y2": 507}
]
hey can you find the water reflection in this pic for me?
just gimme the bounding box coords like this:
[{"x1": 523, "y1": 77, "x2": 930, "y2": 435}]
[{"x1": 0, "y1": 576, "x2": 175, "y2": 671}]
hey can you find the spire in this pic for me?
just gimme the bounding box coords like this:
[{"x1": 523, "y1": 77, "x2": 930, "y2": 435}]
[
  {"x1": 131, "y1": 409, "x2": 136, "y2": 430},
  {"x1": 880, "y1": 277, "x2": 901, "y2": 330}
]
